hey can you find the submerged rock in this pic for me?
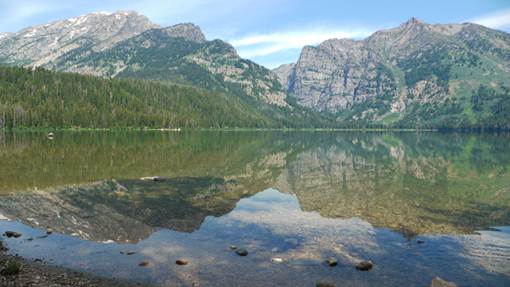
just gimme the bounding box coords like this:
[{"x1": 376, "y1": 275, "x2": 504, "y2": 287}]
[
  {"x1": 4, "y1": 231, "x2": 21, "y2": 238},
  {"x1": 355, "y1": 261, "x2": 373, "y2": 271},
  {"x1": 430, "y1": 277, "x2": 458, "y2": 287},
  {"x1": 326, "y1": 257, "x2": 338, "y2": 267},
  {"x1": 138, "y1": 261, "x2": 150, "y2": 267},
  {"x1": 235, "y1": 249, "x2": 248, "y2": 256},
  {"x1": 316, "y1": 280, "x2": 335, "y2": 287},
  {"x1": 120, "y1": 251, "x2": 136, "y2": 255},
  {"x1": 176, "y1": 259, "x2": 189, "y2": 266},
  {"x1": 271, "y1": 257, "x2": 284, "y2": 264},
  {"x1": 229, "y1": 245, "x2": 237, "y2": 250}
]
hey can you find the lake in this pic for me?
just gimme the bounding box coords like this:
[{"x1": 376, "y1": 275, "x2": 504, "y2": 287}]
[{"x1": 0, "y1": 131, "x2": 509, "y2": 286}]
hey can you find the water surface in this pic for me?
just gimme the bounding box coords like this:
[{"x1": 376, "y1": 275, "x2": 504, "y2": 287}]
[{"x1": 0, "y1": 131, "x2": 509, "y2": 286}]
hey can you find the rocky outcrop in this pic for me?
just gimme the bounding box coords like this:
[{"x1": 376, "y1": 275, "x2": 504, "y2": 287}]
[
  {"x1": 163, "y1": 23, "x2": 207, "y2": 43},
  {"x1": 273, "y1": 63, "x2": 295, "y2": 89}
]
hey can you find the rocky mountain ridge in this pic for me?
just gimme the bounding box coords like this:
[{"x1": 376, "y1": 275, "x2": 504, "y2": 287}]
[
  {"x1": 1, "y1": 13, "x2": 509, "y2": 128},
  {"x1": 0, "y1": 11, "x2": 158, "y2": 67},
  {"x1": 0, "y1": 11, "x2": 288, "y2": 107},
  {"x1": 275, "y1": 18, "x2": 510, "y2": 128}
]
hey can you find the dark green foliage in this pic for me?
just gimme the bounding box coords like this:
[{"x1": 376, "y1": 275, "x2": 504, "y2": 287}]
[
  {"x1": 2, "y1": 261, "x2": 21, "y2": 275},
  {"x1": 471, "y1": 85, "x2": 510, "y2": 130},
  {"x1": 0, "y1": 66, "x2": 280, "y2": 129},
  {"x1": 399, "y1": 46, "x2": 453, "y2": 88},
  {"x1": 0, "y1": 66, "x2": 330, "y2": 129}
]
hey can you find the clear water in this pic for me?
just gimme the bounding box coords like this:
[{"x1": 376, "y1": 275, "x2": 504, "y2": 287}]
[{"x1": 0, "y1": 131, "x2": 509, "y2": 286}]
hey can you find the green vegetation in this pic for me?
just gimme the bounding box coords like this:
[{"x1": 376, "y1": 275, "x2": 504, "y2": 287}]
[
  {"x1": 2, "y1": 261, "x2": 21, "y2": 275},
  {"x1": 0, "y1": 65, "x2": 330, "y2": 129}
]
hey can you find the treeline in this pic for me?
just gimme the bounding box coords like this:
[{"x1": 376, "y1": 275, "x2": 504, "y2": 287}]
[{"x1": 0, "y1": 66, "x2": 287, "y2": 129}]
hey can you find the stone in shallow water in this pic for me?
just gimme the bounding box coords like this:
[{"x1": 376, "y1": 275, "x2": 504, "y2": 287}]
[
  {"x1": 229, "y1": 245, "x2": 237, "y2": 250},
  {"x1": 316, "y1": 280, "x2": 335, "y2": 287},
  {"x1": 138, "y1": 261, "x2": 150, "y2": 267},
  {"x1": 326, "y1": 257, "x2": 338, "y2": 267},
  {"x1": 430, "y1": 277, "x2": 458, "y2": 287},
  {"x1": 4, "y1": 231, "x2": 21, "y2": 238},
  {"x1": 271, "y1": 257, "x2": 284, "y2": 264},
  {"x1": 355, "y1": 261, "x2": 373, "y2": 271},
  {"x1": 176, "y1": 259, "x2": 189, "y2": 266},
  {"x1": 235, "y1": 249, "x2": 248, "y2": 256}
]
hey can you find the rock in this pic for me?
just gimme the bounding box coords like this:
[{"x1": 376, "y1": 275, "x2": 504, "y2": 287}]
[
  {"x1": 4, "y1": 231, "x2": 22, "y2": 238},
  {"x1": 326, "y1": 257, "x2": 338, "y2": 267},
  {"x1": 271, "y1": 247, "x2": 279, "y2": 253},
  {"x1": 356, "y1": 260, "x2": 373, "y2": 271},
  {"x1": 316, "y1": 280, "x2": 335, "y2": 287},
  {"x1": 0, "y1": 241, "x2": 8, "y2": 251},
  {"x1": 120, "y1": 251, "x2": 136, "y2": 255},
  {"x1": 46, "y1": 228, "x2": 53, "y2": 235},
  {"x1": 138, "y1": 261, "x2": 150, "y2": 267},
  {"x1": 417, "y1": 240, "x2": 425, "y2": 244},
  {"x1": 176, "y1": 259, "x2": 189, "y2": 266},
  {"x1": 235, "y1": 249, "x2": 248, "y2": 256},
  {"x1": 271, "y1": 257, "x2": 284, "y2": 264},
  {"x1": 430, "y1": 277, "x2": 458, "y2": 287},
  {"x1": 229, "y1": 245, "x2": 237, "y2": 250},
  {"x1": 140, "y1": 176, "x2": 163, "y2": 182}
]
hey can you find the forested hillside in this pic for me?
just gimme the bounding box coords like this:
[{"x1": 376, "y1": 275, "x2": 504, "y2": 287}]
[{"x1": 0, "y1": 66, "x2": 325, "y2": 129}]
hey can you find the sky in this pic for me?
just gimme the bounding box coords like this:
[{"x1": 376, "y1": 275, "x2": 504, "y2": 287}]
[{"x1": 0, "y1": 0, "x2": 509, "y2": 68}]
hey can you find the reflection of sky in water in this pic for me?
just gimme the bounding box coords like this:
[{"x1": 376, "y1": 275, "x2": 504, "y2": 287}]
[{"x1": 1, "y1": 189, "x2": 509, "y2": 287}]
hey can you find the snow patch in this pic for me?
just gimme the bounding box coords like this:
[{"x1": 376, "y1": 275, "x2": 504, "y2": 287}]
[{"x1": 23, "y1": 28, "x2": 38, "y2": 37}]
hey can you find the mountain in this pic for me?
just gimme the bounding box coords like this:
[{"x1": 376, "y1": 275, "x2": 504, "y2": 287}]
[
  {"x1": 0, "y1": 11, "x2": 158, "y2": 67},
  {"x1": 0, "y1": 11, "x2": 288, "y2": 108},
  {"x1": 276, "y1": 18, "x2": 510, "y2": 129},
  {"x1": 2, "y1": 13, "x2": 509, "y2": 129},
  {"x1": 53, "y1": 24, "x2": 288, "y2": 106}
]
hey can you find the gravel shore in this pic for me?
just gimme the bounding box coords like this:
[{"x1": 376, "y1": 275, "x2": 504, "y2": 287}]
[{"x1": 0, "y1": 251, "x2": 147, "y2": 287}]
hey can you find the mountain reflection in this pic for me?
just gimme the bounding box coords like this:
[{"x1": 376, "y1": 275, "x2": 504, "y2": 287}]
[{"x1": 0, "y1": 131, "x2": 509, "y2": 241}]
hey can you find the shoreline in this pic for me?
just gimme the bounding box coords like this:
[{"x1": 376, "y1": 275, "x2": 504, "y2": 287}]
[
  {"x1": 0, "y1": 250, "x2": 147, "y2": 287},
  {"x1": 0, "y1": 127, "x2": 441, "y2": 132}
]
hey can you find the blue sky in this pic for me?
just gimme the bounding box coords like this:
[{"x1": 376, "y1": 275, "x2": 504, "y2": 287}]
[{"x1": 1, "y1": 0, "x2": 509, "y2": 68}]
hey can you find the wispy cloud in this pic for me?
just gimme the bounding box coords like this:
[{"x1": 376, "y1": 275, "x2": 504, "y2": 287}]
[
  {"x1": 230, "y1": 27, "x2": 374, "y2": 58},
  {"x1": 471, "y1": 8, "x2": 510, "y2": 30}
]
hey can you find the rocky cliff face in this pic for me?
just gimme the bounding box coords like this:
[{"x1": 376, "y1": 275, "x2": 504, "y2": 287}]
[
  {"x1": 277, "y1": 18, "x2": 510, "y2": 128},
  {"x1": 0, "y1": 11, "x2": 158, "y2": 67}
]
